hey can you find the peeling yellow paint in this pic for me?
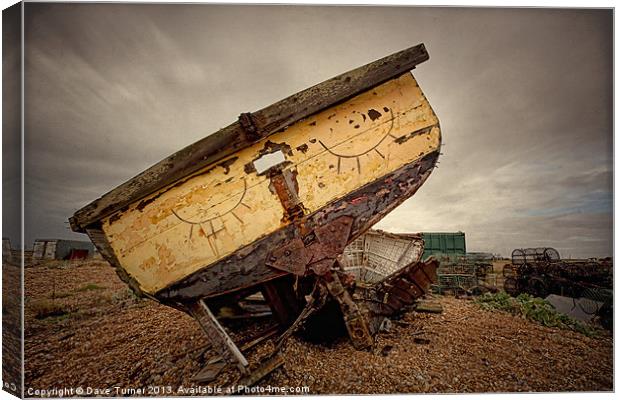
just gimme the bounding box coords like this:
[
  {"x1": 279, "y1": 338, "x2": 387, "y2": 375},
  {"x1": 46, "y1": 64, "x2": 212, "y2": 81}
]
[{"x1": 102, "y1": 73, "x2": 441, "y2": 294}]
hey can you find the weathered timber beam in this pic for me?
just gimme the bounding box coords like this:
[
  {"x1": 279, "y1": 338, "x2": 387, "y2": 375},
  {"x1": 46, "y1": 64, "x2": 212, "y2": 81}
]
[
  {"x1": 188, "y1": 299, "x2": 249, "y2": 374},
  {"x1": 70, "y1": 43, "x2": 429, "y2": 232}
]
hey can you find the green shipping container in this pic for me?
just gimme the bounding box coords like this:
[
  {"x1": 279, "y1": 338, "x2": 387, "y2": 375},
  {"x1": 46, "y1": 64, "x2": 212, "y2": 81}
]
[{"x1": 421, "y1": 232, "x2": 466, "y2": 260}]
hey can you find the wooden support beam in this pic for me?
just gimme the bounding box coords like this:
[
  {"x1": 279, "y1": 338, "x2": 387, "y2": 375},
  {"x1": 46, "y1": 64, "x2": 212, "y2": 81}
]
[
  {"x1": 192, "y1": 324, "x2": 279, "y2": 383},
  {"x1": 188, "y1": 299, "x2": 249, "y2": 374},
  {"x1": 260, "y1": 276, "x2": 305, "y2": 325}
]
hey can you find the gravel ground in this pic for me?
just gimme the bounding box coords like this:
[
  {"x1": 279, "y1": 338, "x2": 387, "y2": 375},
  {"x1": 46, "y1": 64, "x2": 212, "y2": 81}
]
[
  {"x1": 2, "y1": 261, "x2": 22, "y2": 396},
  {"x1": 24, "y1": 260, "x2": 613, "y2": 395}
]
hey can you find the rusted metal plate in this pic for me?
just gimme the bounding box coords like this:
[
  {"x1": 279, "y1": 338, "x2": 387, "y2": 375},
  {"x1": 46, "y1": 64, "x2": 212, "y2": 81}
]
[
  {"x1": 265, "y1": 238, "x2": 309, "y2": 276},
  {"x1": 98, "y1": 72, "x2": 440, "y2": 294},
  {"x1": 313, "y1": 216, "x2": 354, "y2": 258},
  {"x1": 265, "y1": 216, "x2": 353, "y2": 276}
]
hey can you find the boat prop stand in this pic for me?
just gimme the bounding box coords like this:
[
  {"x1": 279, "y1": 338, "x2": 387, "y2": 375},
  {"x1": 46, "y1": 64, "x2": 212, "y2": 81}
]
[
  {"x1": 187, "y1": 299, "x2": 249, "y2": 376},
  {"x1": 322, "y1": 268, "x2": 374, "y2": 350}
]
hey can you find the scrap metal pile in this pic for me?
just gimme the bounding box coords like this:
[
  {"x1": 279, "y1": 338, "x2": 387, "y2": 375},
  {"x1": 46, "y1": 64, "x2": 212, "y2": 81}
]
[
  {"x1": 70, "y1": 44, "x2": 441, "y2": 386},
  {"x1": 503, "y1": 248, "x2": 613, "y2": 328}
]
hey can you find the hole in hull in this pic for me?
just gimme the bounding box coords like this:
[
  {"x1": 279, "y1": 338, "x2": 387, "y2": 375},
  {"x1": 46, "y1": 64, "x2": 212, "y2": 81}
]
[{"x1": 253, "y1": 150, "x2": 286, "y2": 174}]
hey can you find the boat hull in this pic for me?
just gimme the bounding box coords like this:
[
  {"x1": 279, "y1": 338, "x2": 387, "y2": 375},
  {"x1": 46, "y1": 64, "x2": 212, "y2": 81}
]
[{"x1": 88, "y1": 72, "x2": 441, "y2": 298}]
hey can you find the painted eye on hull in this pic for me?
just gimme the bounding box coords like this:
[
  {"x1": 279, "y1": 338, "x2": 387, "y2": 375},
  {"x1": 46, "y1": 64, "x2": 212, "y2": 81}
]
[
  {"x1": 319, "y1": 108, "x2": 396, "y2": 174},
  {"x1": 171, "y1": 179, "x2": 251, "y2": 255}
]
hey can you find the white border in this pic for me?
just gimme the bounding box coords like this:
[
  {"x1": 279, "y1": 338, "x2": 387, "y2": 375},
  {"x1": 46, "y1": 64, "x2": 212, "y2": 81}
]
[{"x1": 0, "y1": 2, "x2": 615, "y2": 400}]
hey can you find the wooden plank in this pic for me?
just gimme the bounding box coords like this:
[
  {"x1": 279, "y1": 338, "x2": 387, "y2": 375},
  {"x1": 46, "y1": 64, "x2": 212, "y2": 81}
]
[
  {"x1": 233, "y1": 354, "x2": 284, "y2": 391},
  {"x1": 201, "y1": 324, "x2": 279, "y2": 367},
  {"x1": 70, "y1": 44, "x2": 429, "y2": 232},
  {"x1": 414, "y1": 301, "x2": 444, "y2": 314},
  {"x1": 188, "y1": 299, "x2": 249, "y2": 374},
  {"x1": 260, "y1": 276, "x2": 304, "y2": 325},
  {"x1": 85, "y1": 225, "x2": 145, "y2": 297}
]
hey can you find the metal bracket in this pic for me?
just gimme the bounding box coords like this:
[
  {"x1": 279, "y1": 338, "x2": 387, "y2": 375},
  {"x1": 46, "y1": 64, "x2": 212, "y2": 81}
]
[
  {"x1": 266, "y1": 238, "x2": 311, "y2": 276},
  {"x1": 265, "y1": 216, "x2": 354, "y2": 276}
]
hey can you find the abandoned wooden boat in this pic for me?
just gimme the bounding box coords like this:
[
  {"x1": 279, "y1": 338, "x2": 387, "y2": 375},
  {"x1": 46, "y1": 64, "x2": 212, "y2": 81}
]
[
  {"x1": 343, "y1": 230, "x2": 437, "y2": 333},
  {"x1": 70, "y1": 43, "x2": 441, "y2": 383}
]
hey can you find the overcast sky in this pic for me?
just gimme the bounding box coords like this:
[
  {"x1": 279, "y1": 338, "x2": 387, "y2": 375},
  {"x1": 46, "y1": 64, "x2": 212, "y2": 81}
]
[{"x1": 6, "y1": 4, "x2": 612, "y2": 257}]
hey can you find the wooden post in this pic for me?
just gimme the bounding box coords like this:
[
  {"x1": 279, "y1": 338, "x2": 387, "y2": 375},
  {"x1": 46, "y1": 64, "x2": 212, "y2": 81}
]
[{"x1": 260, "y1": 275, "x2": 305, "y2": 325}]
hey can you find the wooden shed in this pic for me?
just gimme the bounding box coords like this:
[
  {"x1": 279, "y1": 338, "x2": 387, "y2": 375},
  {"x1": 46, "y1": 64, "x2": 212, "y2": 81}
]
[{"x1": 32, "y1": 239, "x2": 95, "y2": 261}]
